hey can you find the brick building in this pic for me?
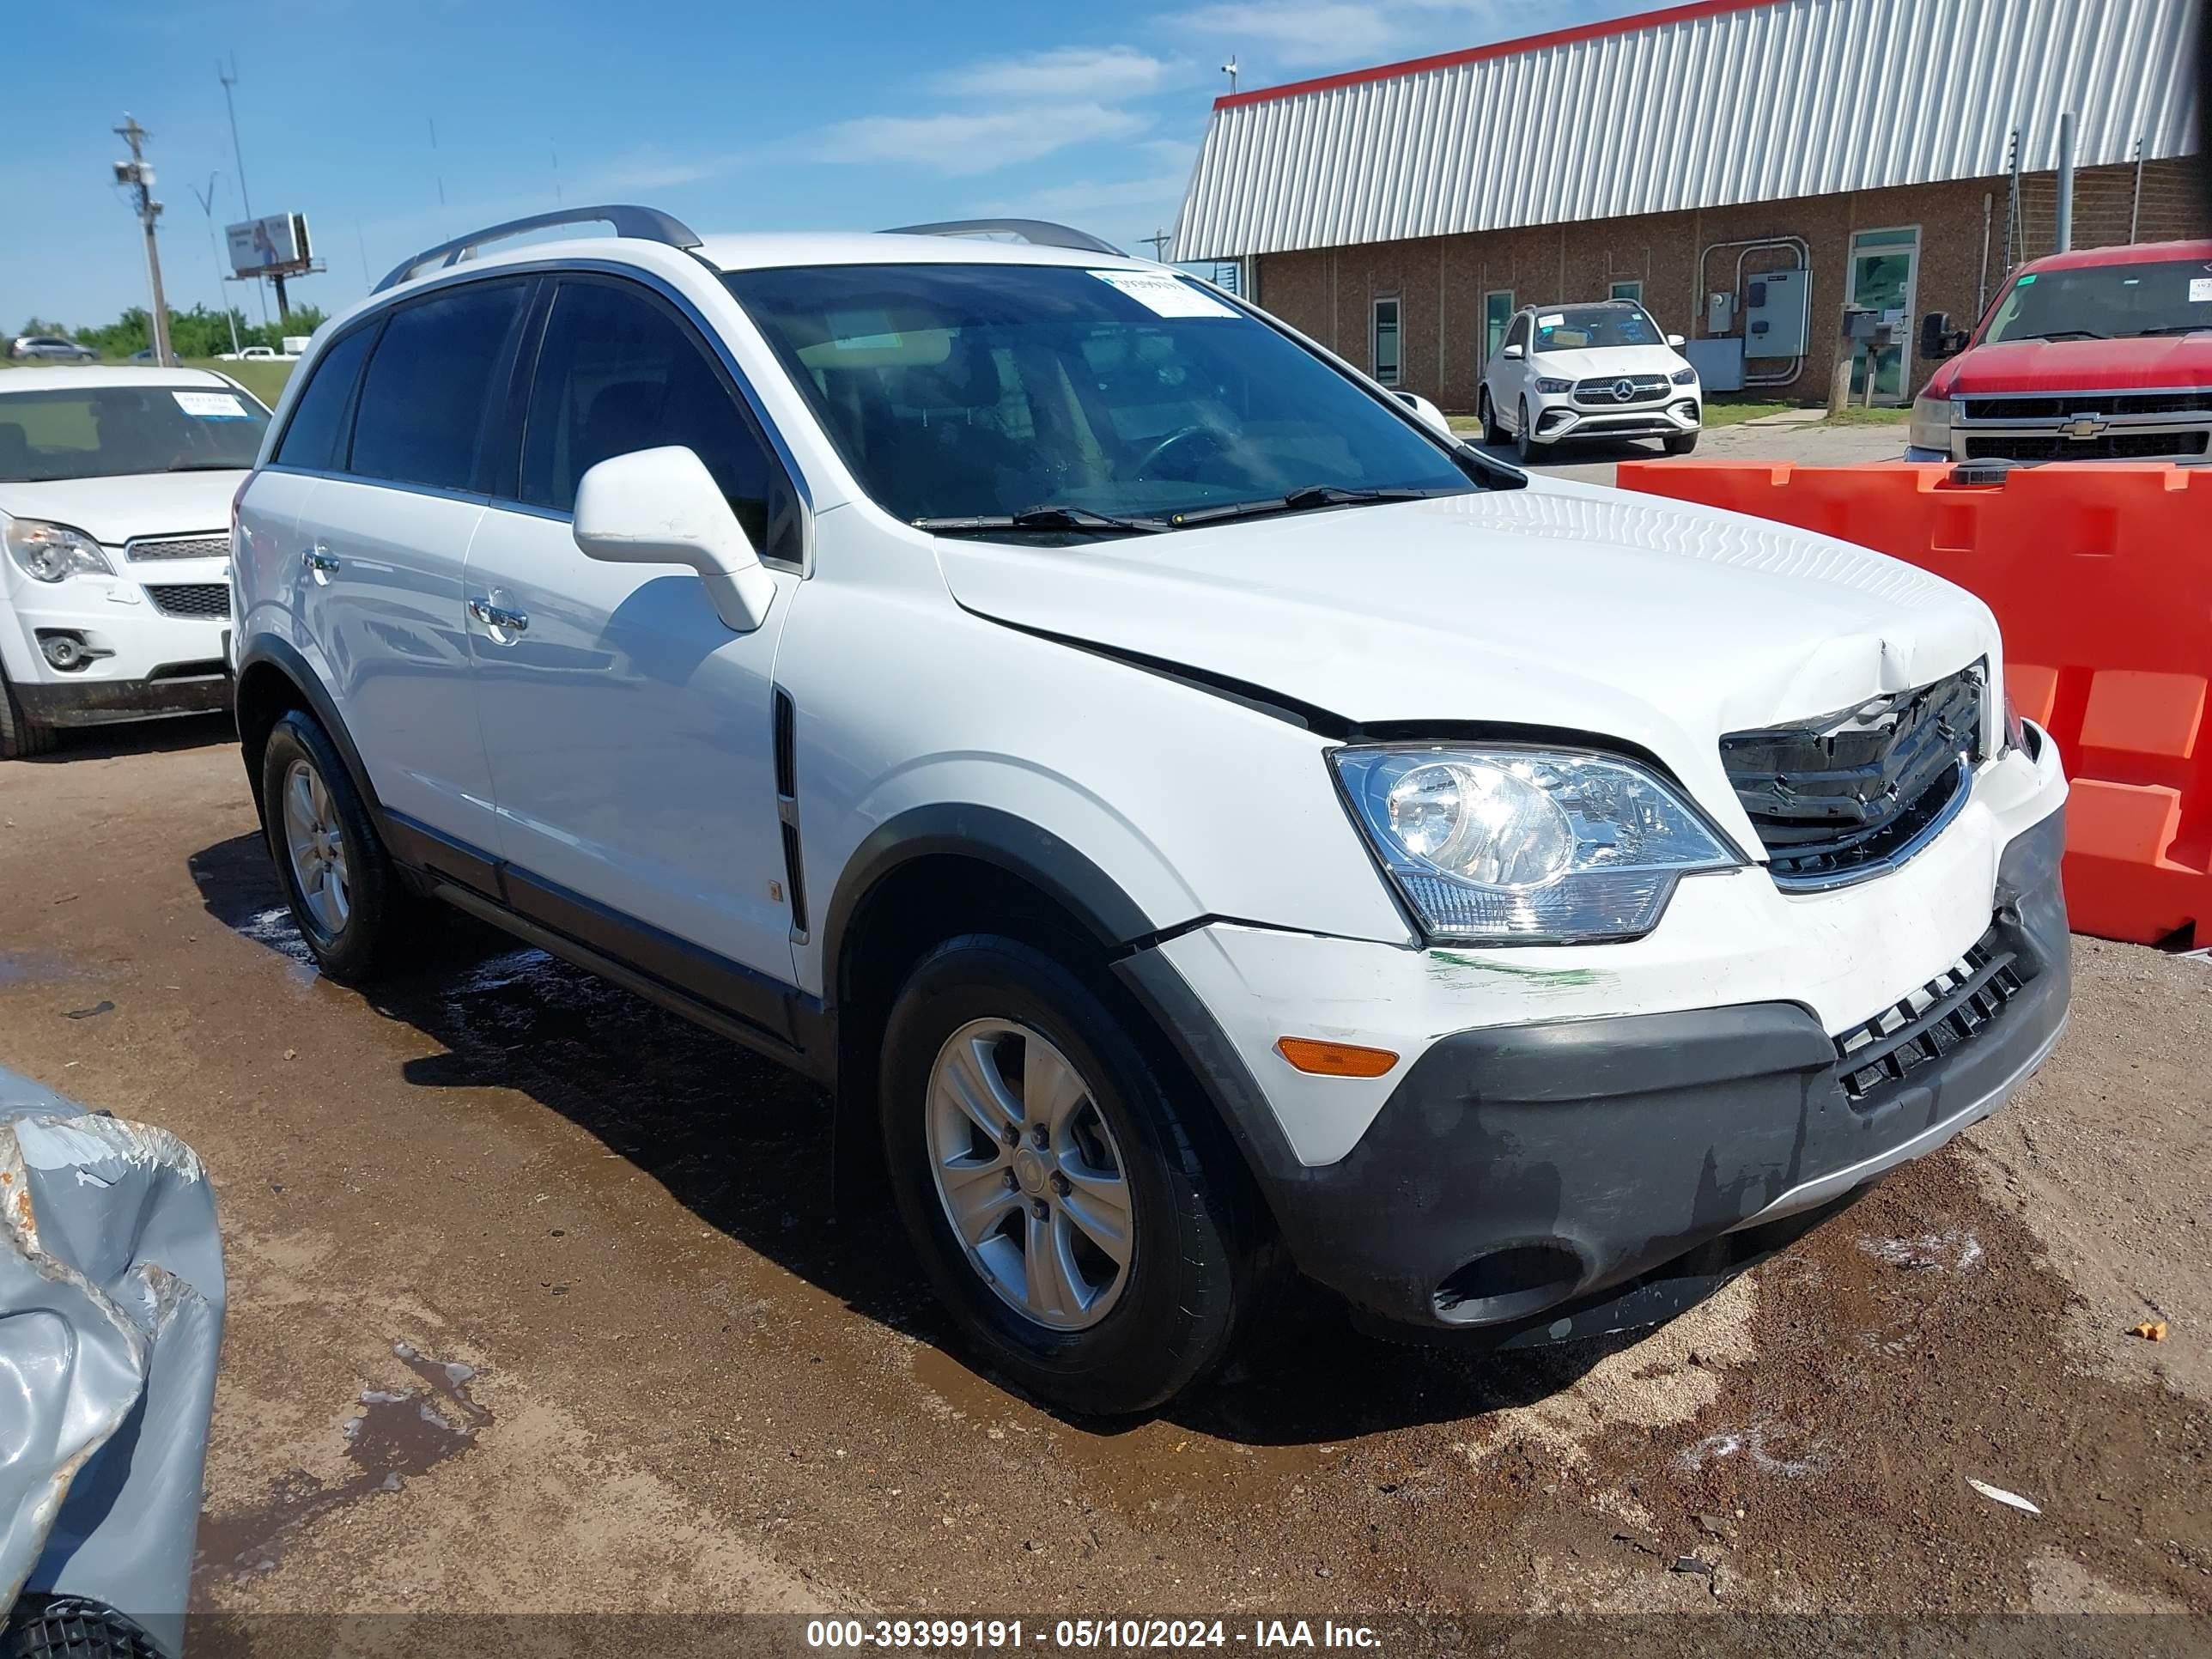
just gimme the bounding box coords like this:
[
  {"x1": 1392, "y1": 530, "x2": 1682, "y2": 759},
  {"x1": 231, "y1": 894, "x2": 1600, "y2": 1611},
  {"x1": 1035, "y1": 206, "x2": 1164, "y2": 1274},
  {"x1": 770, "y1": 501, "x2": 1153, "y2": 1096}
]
[{"x1": 1171, "y1": 0, "x2": 2207, "y2": 410}]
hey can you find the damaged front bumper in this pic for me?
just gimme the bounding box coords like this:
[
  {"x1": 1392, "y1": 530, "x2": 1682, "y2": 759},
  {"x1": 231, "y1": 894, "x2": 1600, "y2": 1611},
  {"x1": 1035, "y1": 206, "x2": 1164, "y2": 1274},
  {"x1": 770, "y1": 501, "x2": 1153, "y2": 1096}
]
[
  {"x1": 1, "y1": 1071, "x2": 225, "y2": 1659},
  {"x1": 1117, "y1": 750, "x2": 2070, "y2": 1345}
]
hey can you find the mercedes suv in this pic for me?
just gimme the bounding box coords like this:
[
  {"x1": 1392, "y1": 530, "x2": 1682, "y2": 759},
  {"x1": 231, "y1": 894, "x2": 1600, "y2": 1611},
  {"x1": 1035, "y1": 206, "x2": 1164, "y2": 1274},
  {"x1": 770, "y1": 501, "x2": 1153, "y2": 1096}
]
[{"x1": 228, "y1": 206, "x2": 2070, "y2": 1414}]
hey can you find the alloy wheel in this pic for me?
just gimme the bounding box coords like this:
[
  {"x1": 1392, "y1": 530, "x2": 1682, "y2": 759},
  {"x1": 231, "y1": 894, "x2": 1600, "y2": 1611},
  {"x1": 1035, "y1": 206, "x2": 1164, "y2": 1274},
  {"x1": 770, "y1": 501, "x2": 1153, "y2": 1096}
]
[{"x1": 281, "y1": 757, "x2": 352, "y2": 936}]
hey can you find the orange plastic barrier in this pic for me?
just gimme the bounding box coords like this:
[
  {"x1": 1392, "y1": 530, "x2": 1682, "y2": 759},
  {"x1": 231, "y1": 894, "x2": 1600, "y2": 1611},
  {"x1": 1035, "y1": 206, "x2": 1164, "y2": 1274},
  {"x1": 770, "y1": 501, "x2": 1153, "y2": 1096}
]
[{"x1": 1615, "y1": 459, "x2": 2212, "y2": 946}]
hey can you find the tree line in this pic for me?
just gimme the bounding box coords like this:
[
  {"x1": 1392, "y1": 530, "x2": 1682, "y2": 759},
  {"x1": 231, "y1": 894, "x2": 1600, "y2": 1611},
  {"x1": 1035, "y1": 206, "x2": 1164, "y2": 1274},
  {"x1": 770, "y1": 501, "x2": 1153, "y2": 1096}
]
[{"x1": 16, "y1": 304, "x2": 331, "y2": 359}]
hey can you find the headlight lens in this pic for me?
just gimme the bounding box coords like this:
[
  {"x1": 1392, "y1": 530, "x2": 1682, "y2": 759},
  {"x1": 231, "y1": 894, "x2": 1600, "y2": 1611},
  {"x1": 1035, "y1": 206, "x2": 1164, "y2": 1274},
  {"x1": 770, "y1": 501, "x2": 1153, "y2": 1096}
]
[
  {"x1": 3, "y1": 519, "x2": 113, "y2": 583},
  {"x1": 1334, "y1": 746, "x2": 1739, "y2": 944},
  {"x1": 1909, "y1": 392, "x2": 1955, "y2": 453},
  {"x1": 1532, "y1": 376, "x2": 1572, "y2": 395},
  {"x1": 1670, "y1": 367, "x2": 1698, "y2": 386},
  {"x1": 2002, "y1": 689, "x2": 2027, "y2": 753}
]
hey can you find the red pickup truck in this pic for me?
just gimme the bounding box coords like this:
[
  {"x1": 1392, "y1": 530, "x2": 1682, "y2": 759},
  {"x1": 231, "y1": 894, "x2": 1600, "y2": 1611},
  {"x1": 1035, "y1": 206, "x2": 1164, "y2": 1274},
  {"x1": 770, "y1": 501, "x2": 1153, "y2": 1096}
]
[{"x1": 1907, "y1": 238, "x2": 2212, "y2": 463}]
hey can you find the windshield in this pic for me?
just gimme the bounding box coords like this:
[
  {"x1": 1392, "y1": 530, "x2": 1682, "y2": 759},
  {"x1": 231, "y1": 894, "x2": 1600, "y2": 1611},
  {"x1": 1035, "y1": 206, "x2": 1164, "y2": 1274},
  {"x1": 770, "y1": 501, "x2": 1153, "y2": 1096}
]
[
  {"x1": 1533, "y1": 305, "x2": 1666, "y2": 351},
  {"x1": 0, "y1": 385, "x2": 269, "y2": 483},
  {"x1": 1983, "y1": 258, "x2": 2212, "y2": 343},
  {"x1": 723, "y1": 263, "x2": 1476, "y2": 528}
]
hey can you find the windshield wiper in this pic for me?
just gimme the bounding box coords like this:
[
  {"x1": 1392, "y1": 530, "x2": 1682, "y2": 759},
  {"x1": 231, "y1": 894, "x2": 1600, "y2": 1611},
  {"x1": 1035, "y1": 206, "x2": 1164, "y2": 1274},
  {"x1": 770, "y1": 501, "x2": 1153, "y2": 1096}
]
[
  {"x1": 909, "y1": 504, "x2": 1172, "y2": 536},
  {"x1": 2130, "y1": 324, "x2": 2212, "y2": 337},
  {"x1": 1166, "y1": 483, "x2": 1437, "y2": 528},
  {"x1": 2009, "y1": 329, "x2": 2107, "y2": 342}
]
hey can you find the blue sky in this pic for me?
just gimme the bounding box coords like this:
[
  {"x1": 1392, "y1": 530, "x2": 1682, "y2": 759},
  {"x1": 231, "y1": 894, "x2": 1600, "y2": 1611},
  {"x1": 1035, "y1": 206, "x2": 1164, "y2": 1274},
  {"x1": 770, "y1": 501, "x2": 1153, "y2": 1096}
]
[{"x1": 8, "y1": 0, "x2": 1663, "y2": 331}]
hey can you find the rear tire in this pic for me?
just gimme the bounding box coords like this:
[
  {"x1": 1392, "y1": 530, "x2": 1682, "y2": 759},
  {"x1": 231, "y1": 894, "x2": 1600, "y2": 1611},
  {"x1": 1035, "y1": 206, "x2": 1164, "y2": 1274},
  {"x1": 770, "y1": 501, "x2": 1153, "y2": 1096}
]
[
  {"x1": 1664, "y1": 430, "x2": 1700, "y2": 456},
  {"x1": 0, "y1": 670, "x2": 57, "y2": 761},
  {"x1": 879, "y1": 934, "x2": 1263, "y2": 1415},
  {"x1": 257, "y1": 709, "x2": 404, "y2": 986},
  {"x1": 1479, "y1": 386, "x2": 1506, "y2": 446}
]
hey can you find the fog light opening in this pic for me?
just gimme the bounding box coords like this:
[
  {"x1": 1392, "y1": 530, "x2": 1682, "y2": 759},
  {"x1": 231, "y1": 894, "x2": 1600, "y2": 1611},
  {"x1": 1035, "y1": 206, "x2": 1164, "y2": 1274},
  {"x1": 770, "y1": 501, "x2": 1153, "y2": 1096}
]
[
  {"x1": 1432, "y1": 1243, "x2": 1586, "y2": 1325},
  {"x1": 38, "y1": 630, "x2": 92, "y2": 672}
]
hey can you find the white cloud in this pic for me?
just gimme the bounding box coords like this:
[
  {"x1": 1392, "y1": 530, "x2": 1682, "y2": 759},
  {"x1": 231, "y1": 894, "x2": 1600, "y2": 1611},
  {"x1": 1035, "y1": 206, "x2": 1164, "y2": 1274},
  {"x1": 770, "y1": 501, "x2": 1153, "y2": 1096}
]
[
  {"x1": 584, "y1": 147, "x2": 745, "y2": 191},
  {"x1": 811, "y1": 104, "x2": 1150, "y2": 176},
  {"x1": 936, "y1": 45, "x2": 1177, "y2": 101}
]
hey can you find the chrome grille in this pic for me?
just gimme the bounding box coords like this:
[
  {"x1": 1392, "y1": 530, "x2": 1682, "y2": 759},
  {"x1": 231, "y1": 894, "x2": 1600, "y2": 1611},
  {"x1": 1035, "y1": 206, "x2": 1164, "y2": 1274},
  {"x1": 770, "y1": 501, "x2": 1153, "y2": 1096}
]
[
  {"x1": 1572, "y1": 374, "x2": 1670, "y2": 405},
  {"x1": 125, "y1": 533, "x2": 229, "y2": 562},
  {"x1": 1720, "y1": 665, "x2": 1984, "y2": 889},
  {"x1": 1833, "y1": 931, "x2": 2024, "y2": 1107},
  {"x1": 144, "y1": 584, "x2": 231, "y2": 620}
]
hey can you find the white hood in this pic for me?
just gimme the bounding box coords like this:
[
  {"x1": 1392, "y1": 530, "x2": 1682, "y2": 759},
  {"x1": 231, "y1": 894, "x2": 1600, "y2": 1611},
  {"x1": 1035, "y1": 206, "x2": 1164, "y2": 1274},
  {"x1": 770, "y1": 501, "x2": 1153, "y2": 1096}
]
[
  {"x1": 0, "y1": 471, "x2": 244, "y2": 547},
  {"x1": 935, "y1": 478, "x2": 1998, "y2": 844},
  {"x1": 1530, "y1": 343, "x2": 1689, "y2": 380}
]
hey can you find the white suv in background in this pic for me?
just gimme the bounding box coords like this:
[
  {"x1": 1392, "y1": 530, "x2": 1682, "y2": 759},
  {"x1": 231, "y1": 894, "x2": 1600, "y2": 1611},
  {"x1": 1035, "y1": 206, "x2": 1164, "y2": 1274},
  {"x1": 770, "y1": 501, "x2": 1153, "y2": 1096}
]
[
  {"x1": 230, "y1": 207, "x2": 2069, "y2": 1414},
  {"x1": 1479, "y1": 301, "x2": 1703, "y2": 460},
  {"x1": 1, "y1": 367, "x2": 264, "y2": 757}
]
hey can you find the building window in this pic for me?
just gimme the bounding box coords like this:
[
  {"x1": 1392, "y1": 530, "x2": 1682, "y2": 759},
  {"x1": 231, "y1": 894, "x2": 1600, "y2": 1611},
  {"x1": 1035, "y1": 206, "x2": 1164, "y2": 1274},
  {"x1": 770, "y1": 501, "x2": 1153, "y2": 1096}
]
[
  {"x1": 1610, "y1": 280, "x2": 1643, "y2": 302},
  {"x1": 1484, "y1": 290, "x2": 1514, "y2": 362},
  {"x1": 1371, "y1": 297, "x2": 1401, "y2": 386}
]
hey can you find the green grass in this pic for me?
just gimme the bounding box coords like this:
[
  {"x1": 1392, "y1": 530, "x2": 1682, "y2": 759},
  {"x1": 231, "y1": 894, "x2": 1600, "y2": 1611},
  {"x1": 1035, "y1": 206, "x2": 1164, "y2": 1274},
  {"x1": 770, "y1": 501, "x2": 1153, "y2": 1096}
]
[{"x1": 2, "y1": 353, "x2": 295, "y2": 408}]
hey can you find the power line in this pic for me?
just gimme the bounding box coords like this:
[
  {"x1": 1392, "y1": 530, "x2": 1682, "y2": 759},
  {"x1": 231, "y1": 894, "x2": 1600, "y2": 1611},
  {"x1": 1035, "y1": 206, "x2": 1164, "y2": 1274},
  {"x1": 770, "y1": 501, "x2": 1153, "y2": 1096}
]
[
  {"x1": 187, "y1": 171, "x2": 244, "y2": 357},
  {"x1": 218, "y1": 56, "x2": 270, "y2": 325}
]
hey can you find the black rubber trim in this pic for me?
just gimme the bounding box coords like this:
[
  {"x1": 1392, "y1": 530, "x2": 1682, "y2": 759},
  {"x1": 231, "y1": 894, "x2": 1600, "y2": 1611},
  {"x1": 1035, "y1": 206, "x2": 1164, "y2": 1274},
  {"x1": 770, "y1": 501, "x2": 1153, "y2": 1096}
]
[
  {"x1": 820, "y1": 803, "x2": 1161, "y2": 1010},
  {"x1": 379, "y1": 810, "x2": 505, "y2": 902},
  {"x1": 13, "y1": 672, "x2": 230, "y2": 726},
  {"x1": 234, "y1": 637, "x2": 382, "y2": 815}
]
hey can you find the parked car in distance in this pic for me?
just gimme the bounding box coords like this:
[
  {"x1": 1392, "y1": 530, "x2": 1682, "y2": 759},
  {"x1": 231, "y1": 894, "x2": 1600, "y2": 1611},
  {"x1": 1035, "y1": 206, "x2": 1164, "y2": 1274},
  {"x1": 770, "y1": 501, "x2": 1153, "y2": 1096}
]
[
  {"x1": 0, "y1": 367, "x2": 265, "y2": 757},
  {"x1": 1911, "y1": 238, "x2": 2212, "y2": 463},
  {"x1": 1478, "y1": 300, "x2": 1702, "y2": 460},
  {"x1": 216, "y1": 345, "x2": 280, "y2": 362},
  {"x1": 231, "y1": 207, "x2": 2069, "y2": 1414},
  {"x1": 9, "y1": 336, "x2": 97, "y2": 363}
]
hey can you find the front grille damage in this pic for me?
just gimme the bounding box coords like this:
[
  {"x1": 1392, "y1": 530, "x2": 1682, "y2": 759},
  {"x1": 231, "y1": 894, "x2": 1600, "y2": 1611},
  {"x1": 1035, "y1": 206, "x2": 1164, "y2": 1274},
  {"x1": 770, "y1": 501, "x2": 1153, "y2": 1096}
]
[
  {"x1": 1720, "y1": 665, "x2": 1985, "y2": 888},
  {"x1": 1833, "y1": 928, "x2": 2026, "y2": 1107}
]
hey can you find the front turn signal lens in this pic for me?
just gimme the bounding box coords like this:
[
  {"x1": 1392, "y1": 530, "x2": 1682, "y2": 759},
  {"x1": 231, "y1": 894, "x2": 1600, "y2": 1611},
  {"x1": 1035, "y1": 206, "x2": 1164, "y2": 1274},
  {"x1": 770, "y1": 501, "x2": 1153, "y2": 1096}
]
[{"x1": 1275, "y1": 1036, "x2": 1400, "y2": 1078}]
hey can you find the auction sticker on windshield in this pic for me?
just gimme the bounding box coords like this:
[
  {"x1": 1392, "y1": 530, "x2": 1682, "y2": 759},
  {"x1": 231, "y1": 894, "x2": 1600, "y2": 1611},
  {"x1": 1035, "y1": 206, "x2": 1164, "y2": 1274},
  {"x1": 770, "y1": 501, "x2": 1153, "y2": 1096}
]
[
  {"x1": 173, "y1": 391, "x2": 252, "y2": 420},
  {"x1": 2190, "y1": 277, "x2": 2212, "y2": 303},
  {"x1": 1090, "y1": 270, "x2": 1239, "y2": 319}
]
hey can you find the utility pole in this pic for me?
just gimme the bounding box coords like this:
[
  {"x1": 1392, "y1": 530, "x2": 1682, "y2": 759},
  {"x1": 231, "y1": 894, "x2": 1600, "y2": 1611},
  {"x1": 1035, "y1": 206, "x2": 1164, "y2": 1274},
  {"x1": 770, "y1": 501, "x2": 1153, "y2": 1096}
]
[
  {"x1": 218, "y1": 57, "x2": 268, "y2": 324},
  {"x1": 1140, "y1": 228, "x2": 1173, "y2": 260},
  {"x1": 188, "y1": 172, "x2": 244, "y2": 358},
  {"x1": 113, "y1": 117, "x2": 174, "y2": 367},
  {"x1": 1220, "y1": 56, "x2": 1238, "y2": 94}
]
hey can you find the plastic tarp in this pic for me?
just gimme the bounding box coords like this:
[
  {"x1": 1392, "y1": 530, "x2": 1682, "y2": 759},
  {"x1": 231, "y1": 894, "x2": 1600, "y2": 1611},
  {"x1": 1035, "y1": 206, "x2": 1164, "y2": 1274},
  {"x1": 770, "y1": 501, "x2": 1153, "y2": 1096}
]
[{"x1": 1, "y1": 1067, "x2": 225, "y2": 1658}]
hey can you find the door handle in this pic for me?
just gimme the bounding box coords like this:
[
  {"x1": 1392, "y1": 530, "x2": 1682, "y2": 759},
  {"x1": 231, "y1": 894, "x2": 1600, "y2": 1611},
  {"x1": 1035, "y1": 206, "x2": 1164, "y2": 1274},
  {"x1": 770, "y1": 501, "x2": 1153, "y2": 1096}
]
[
  {"x1": 304, "y1": 547, "x2": 340, "y2": 574},
  {"x1": 467, "y1": 597, "x2": 529, "y2": 635}
]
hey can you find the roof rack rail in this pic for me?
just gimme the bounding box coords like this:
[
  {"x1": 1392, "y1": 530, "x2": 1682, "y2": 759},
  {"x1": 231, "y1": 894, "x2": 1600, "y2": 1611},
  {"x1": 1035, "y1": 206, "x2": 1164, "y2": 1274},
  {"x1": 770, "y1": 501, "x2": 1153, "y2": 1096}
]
[
  {"x1": 882, "y1": 218, "x2": 1126, "y2": 258},
  {"x1": 374, "y1": 204, "x2": 703, "y2": 295}
]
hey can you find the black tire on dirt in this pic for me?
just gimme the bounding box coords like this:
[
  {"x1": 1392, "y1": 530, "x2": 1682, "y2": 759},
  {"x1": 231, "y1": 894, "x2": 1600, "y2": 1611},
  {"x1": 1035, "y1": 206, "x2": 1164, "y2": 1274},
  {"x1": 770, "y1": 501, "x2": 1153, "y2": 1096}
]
[
  {"x1": 0, "y1": 669, "x2": 58, "y2": 761},
  {"x1": 256, "y1": 708, "x2": 405, "y2": 985},
  {"x1": 879, "y1": 933, "x2": 1267, "y2": 1416}
]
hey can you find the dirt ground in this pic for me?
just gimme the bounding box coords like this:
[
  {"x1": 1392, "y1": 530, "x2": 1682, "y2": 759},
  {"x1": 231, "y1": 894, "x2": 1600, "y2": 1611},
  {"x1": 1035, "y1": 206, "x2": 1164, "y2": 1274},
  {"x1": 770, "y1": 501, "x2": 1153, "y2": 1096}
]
[{"x1": 2, "y1": 720, "x2": 2207, "y2": 1645}]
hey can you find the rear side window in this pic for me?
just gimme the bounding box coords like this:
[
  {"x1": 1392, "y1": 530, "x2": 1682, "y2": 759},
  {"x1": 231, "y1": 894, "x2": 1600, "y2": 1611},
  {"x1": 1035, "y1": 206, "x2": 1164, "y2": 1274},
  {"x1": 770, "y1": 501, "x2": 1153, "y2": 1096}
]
[
  {"x1": 350, "y1": 282, "x2": 528, "y2": 491},
  {"x1": 274, "y1": 325, "x2": 374, "y2": 470},
  {"x1": 519, "y1": 279, "x2": 798, "y2": 561}
]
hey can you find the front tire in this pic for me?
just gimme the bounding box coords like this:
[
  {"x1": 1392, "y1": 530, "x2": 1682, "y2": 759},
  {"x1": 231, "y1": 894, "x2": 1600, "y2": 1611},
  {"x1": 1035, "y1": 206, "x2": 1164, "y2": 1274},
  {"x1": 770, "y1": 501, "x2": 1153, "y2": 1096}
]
[
  {"x1": 1479, "y1": 386, "x2": 1506, "y2": 446},
  {"x1": 879, "y1": 934, "x2": 1262, "y2": 1415},
  {"x1": 1665, "y1": 430, "x2": 1701, "y2": 456},
  {"x1": 257, "y1": 709, "x2": 404, "y2": 985},
  {"x1": 1516, "y1": 398, "x2": 1550, "y2": 464},
  {"x1": 0, "y1": 670, "x2": 57, "y2": 760}
]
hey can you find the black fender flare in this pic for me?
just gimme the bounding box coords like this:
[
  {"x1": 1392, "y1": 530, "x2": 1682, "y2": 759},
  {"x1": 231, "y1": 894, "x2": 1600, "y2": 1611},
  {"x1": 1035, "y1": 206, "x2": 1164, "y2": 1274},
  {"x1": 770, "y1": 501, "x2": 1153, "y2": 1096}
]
[{"x1": 234, "y1": 636, "x2": 383, "y2": 817}]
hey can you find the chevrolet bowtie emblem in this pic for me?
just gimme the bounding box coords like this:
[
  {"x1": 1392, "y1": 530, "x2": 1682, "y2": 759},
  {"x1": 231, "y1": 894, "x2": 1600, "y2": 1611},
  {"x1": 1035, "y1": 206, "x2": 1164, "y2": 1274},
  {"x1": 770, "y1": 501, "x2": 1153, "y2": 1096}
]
[{"x1": 2063, "y1": 414, "x2": 2108, "y2": 440}]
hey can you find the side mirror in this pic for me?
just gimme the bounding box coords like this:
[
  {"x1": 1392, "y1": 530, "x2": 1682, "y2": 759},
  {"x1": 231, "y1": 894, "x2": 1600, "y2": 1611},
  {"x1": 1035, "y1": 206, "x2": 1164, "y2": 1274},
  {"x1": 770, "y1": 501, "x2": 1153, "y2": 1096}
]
[
  {"x1": 573, "y1": 446, "x2": 775, "y2": 634},
  {"x1": 1501, "y1": 343, "x2": 1524, "y2": 361},
  {"x1": 1393, "y1": 389, "x2": 1454, "y2": 438},
  {"x1": 1666, "y1": 332, "x2": 1686, "y2": 349},
  {"x1": 1919, "y1": 311, "x2": 1963, "y2": 360}
]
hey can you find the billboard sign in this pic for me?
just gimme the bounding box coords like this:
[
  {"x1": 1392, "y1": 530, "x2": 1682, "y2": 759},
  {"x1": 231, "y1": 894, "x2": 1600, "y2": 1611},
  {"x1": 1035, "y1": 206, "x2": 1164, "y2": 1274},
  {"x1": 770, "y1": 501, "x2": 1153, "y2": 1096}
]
[{"x1": 225, "y1": 213, "x2": 312, "y2": 276}]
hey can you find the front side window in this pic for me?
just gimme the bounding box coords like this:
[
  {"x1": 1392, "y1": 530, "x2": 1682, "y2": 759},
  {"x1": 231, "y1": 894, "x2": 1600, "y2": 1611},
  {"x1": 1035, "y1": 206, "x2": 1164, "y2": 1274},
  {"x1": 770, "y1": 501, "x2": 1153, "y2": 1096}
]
[
  {"x1": 519, "y1": 280, "x2": 795, "y2": 560},
  {"x1": 349, "y1": 281, "x2": 528, "y2": 491},
  {"x1": 0, "y1": 384, "x2": 269, "y2": 483},
  {"x1": 1532, "y1": 304, "x2": 1662, "y2": 351},
  {"x1": 725, "y1": 263, "x2": 1472, "y2": 527},
  {"x1": 1372, "y1": 297, "x2": 1401, "y2": 386},
  {"x1": 1982, "y1": 258, "x2": 2212, "y2": 343}
]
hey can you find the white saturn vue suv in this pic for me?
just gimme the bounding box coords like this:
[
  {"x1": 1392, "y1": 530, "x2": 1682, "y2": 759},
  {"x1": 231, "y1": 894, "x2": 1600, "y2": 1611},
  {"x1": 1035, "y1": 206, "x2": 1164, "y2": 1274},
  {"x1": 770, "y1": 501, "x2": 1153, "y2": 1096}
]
[
  {"x1": 2, "y1": 367, "x2": 264, "y2": 757},
  {"x1": 1478, "y1": 300, "x2": 1703, "y2": 462},
  {"x1": 229, "y1": 206, "x2": 2069, "y2": 1414}
]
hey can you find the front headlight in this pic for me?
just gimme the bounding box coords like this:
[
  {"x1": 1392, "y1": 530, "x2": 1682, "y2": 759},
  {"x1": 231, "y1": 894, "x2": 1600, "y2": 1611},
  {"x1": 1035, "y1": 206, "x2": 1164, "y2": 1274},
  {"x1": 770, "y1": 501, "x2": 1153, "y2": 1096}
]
[
  {"x1": 1333, "y1": 745, "x2": 1740, "y2": 944},
  {"x1": 3, "y1": 518, "x2": 113, "y2": 583},
  {"x1": 1909, "y1": 392, "x2": 1956, "y2": 453},
  {"x1": 1670, "y1": 368, "x2": 1698, "y2": 386},
  {"x1": 1532, "y1": 377, "x2": 1572, "y2": 395}
]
